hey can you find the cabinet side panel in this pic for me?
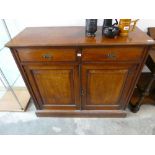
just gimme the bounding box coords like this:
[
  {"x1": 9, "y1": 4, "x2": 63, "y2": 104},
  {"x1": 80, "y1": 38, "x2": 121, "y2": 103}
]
[{"x1": 10, "y1": 48, "x2": 41, "y2": 109}]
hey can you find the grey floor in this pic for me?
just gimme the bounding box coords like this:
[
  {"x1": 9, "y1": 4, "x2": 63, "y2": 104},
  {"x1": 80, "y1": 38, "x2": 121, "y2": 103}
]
[{"x1": 0, "y1": 102, "x2": 155, "y2": 135}]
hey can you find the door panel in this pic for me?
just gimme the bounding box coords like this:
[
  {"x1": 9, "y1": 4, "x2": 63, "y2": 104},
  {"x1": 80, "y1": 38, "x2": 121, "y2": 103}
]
[
  {"x1": 88, "y1": 69, "x2": 127, "y2": 105},
  {"x1": 82, "y1": 64, "x2": 137, "y2": 110},
  {"x1": 34, "y1": 69, "x2": 74, "y2": 105},
  {"x1": 24, "y1": 64, "x2": 80, "y2": 110}
]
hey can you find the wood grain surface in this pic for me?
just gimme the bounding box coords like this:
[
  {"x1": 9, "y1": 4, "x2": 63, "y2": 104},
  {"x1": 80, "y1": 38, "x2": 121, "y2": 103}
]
[{"x1": 6, "y1": 26, "x2": 155, "y2": 47}]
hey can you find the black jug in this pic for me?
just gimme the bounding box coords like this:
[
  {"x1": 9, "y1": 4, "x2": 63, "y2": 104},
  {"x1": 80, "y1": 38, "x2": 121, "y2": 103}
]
[
  {"x1": 85, "y1": 19, "x2": 97, "y2": 37},
  {"x1": 102, "y1": 19, "x2": 120, "y2": 38}
]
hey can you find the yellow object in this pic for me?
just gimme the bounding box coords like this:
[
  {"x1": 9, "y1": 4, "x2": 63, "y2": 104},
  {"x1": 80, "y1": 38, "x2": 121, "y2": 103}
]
[{"x1": 119, "y1": 19, "x2": 139, "y2": 36}]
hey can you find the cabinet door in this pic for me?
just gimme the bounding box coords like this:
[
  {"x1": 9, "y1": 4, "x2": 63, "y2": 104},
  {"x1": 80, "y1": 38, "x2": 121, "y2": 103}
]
[
  {"x1": 24, "y1": 64, "x2": 80, "y2": 110},
  {"x1": 81, "y1": 64, "x2": 137, "y2": 110}
]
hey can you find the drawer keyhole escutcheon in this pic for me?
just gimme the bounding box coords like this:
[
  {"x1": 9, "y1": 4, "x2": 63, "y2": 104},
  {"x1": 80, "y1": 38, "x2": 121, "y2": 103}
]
[{"x1": 42, "y1": 54, "x2": 53, "y2": 59}]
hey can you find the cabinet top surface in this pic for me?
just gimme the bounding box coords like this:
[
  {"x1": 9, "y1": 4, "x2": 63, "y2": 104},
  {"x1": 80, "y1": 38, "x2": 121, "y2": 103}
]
[{"x1": 6, "y1": 26, "x2": 155, "y2": 47}]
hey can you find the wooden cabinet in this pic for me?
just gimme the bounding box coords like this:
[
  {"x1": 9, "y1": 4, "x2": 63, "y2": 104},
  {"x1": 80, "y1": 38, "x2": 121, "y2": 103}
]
[{"x1": 6, "y1": 26, "x2": 155, "y2": 117}]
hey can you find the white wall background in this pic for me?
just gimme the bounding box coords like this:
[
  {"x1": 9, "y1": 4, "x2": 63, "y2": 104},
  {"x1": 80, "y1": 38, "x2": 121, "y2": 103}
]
[{"x1": 4, "y1": 19, "x2": 155, "y2": 38}]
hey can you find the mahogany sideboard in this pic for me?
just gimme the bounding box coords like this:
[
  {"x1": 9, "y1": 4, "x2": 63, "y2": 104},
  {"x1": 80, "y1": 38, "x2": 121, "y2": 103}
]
[{"x1": 6, "y1": 26, "x2": 155, "y2": 117}]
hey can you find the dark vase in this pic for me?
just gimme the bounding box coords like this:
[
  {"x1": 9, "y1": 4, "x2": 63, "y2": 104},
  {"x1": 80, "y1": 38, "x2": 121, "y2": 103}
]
[{"x1": 85, "y1": 19, "x2": 97, "y2": 37}]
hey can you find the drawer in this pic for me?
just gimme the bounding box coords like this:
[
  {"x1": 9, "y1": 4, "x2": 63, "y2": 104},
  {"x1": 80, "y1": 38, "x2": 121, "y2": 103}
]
[
  {"x1": 17, "y1": 48, "x2": 77, "y2": 62},
  {"x1": 82, "y1": 47, "x2": 144, "y2": 62}
]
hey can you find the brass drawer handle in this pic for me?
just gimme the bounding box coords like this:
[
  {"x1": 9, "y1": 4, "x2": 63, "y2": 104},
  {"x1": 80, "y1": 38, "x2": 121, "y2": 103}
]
[
  {"x1": 106, "y1": 53, "x2": 116, "y2": 59},
  {"x1": 42, "y1": 54, "x2": 53, "y2": 59}
]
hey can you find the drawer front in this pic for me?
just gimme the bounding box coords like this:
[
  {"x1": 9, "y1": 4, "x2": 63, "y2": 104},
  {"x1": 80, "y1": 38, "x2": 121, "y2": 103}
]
[
  {"x1": 17, "y1": 48, "x2": 77, "y2": 62},
  {"x1": 82, "y1": 46, "x2": 144, "y2": 62}
]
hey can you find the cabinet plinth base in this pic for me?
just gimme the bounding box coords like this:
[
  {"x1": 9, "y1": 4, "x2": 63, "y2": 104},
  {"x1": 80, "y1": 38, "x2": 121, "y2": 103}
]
[{"x1": 36, "y1": 110, "x2": 127, "y2": 118}]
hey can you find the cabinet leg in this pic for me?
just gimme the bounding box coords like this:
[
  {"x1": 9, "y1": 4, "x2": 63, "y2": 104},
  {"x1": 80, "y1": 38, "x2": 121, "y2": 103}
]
[
  {"x1": 129, "y1": 94, "x2": 145, "y2": 113},
  {"x1": 129, "y1": 101, "x2": 142, "y2": 113}
]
